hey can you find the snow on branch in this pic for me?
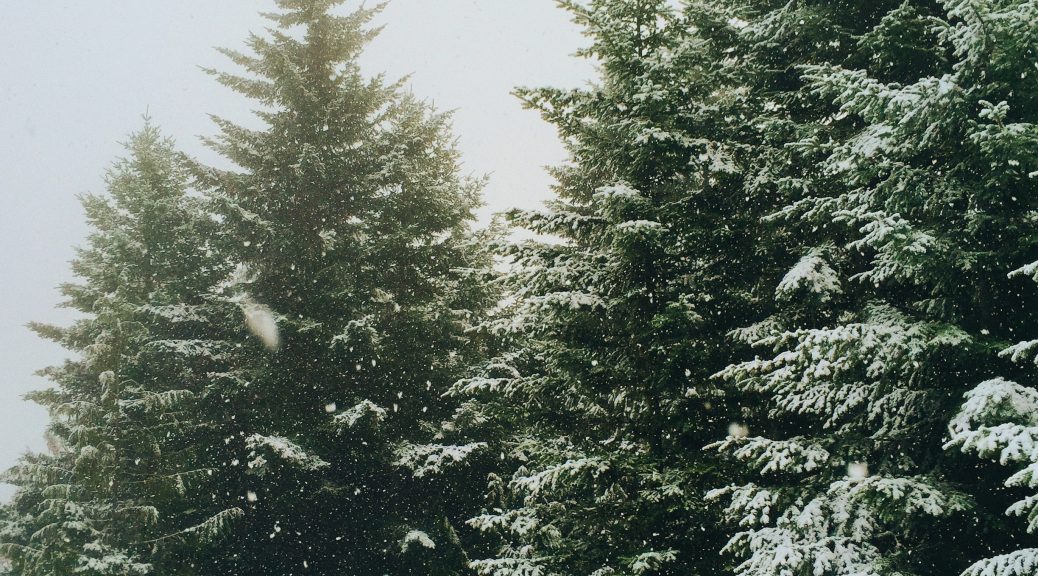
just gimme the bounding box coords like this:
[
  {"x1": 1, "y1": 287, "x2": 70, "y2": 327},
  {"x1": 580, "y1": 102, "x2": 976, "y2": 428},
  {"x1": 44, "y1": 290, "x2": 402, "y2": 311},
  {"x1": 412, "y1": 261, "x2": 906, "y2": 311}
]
[
  {"x1": 245, "y1": 434, "x2": 328, "y2": 475},
  {"x1": 961, "y1": 549, "x2": 1038, "y2": 576},
  {"x1": 470, "y1": 556, "x2": 547, "y2": 576},
  {"x1": 400, "y1": 530, "x2": 436, "y2": 553},
  {"x1": 948, "y1": 377, "x2": 1038, "y2": 532},
  {"x1": 708, "y1": 436, "x2": 830, "y2": 475},
  {"x1": 628, "y1": 550, "x2": 678, "y2": 575},
  {"x1": 394, "y1": 442, "x2": 486, "y2": 478},
  {"x1": 120, "y1": 389, "x2": 195, "y2": 413},
  {"x1": 775, "y1": 250, "x2": 842, "y2": 303},
  {"x1": 511, "y1": 457, "x2": 610, "y2": 499},
  {"x1": 332, "y1": 400, "x2": 387, "y2": 430}
]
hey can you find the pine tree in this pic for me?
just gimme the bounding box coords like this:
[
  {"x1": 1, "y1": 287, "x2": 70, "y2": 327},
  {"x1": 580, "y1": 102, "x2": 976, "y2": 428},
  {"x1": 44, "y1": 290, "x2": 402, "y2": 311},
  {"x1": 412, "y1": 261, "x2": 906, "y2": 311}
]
[
  {"x1": 449, "y1": 1, "x2": 775, "y2": 574},
  {"x1": 0, "y1": 122, "x2": 232, "y2": 575},
  {"x1": 191, "y1": 1, "x2": 495, "y2": 573},
  {"x1": 710, "y1": 1, "x2": 1038, "y2": 575}
]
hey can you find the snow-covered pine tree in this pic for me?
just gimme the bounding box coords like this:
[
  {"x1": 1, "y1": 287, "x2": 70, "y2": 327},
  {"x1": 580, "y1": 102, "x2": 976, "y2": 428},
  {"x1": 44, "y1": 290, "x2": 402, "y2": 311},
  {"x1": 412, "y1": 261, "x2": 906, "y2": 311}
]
[
  {"x1": 449, "y1": 1, "x2": 775, "y2": 574},
  {"x1": 943, "y1": 0, "x2": 1038, "y2": 557},
  {"x1": 0, "y1": 123, "x2": 235, "y2": 575},
  {"x1": 193, "y1": 1, "x2": 495, "y2": 573},
  {"x1": 710, "y1": 1, "x2": 1038, "y2": 575}
]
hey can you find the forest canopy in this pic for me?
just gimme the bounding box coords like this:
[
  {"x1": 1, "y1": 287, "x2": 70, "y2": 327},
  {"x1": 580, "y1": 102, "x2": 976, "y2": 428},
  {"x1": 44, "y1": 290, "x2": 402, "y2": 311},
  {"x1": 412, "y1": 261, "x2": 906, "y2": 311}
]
[{"x1": 2, "y1": 1, "x2": 1037, "y2": 576}]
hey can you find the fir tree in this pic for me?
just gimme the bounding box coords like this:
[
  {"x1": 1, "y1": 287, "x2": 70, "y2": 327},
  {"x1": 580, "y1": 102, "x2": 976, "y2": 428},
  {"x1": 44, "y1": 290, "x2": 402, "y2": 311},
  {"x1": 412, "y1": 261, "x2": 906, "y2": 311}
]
[
  {"x1": 192, "y1": 1, "x2": 494, "y2": 573},
  {"x1": 710, "y1": 1, "x2": 1038, "y2": 575},
  {"x1": 450, "y1": 1, "x2": 772, "y2": 574},
  {"x1": 0, "y1": 122, "x2": 232, "y2": 575}
]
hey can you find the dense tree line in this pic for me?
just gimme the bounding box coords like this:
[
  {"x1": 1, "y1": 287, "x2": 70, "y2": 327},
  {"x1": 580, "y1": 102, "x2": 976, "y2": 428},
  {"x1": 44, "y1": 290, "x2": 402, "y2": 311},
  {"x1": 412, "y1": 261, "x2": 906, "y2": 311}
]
[{"x1": 2, "y1": 1, "x2": 1037, "y2": 575}]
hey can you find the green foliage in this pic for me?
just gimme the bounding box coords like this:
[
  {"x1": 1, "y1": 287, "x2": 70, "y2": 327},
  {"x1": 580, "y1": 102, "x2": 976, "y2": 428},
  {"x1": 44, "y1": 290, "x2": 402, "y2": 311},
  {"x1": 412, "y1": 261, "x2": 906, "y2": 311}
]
[
  {"x1": 187, "y1": 0, "x2": 496, "y2": 573},
  {"x1": 0, "y1": 123, "x2": 231, "y2": 576},
  {"x1": 710, "y1": 1, "x2": 1038, "y2": 575},
  {"x1": 451, "y1": 1, "x2": 773, "y2": 574},
  {"x1": 5, "y1": 2, "x2": 1038, "y2": 576}
]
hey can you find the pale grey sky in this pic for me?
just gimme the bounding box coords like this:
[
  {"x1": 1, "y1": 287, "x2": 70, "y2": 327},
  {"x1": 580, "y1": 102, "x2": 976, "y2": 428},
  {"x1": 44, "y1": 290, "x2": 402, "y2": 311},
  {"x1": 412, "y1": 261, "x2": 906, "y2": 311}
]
[{"x1": 0, "y1": 1, "x2": 593, "y2": 497}]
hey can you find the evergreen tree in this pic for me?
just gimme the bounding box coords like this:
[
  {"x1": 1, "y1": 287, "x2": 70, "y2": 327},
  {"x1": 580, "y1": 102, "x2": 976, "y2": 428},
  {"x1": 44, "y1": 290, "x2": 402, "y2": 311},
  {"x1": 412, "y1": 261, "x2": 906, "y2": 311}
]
[
  {"x1": 450, "y1": 1, "x2": 772, "y2": 574},
  {"x1": 0, "y1": 123, "x2": 233, "y2": 575},
  {"x1": 709, "y1": 1, "x2": 1038, "y2": 575},
  {"x1": 192, "y1": 1, "x2": 495, "y2": 573}
]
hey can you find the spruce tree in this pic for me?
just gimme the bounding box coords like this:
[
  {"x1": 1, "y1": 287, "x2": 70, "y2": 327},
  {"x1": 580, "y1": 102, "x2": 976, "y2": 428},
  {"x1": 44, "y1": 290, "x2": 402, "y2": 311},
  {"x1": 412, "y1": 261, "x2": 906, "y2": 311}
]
[
  {"x1": 193, "y1": 1, "x2": 494, "y2": 573},
  {"x1": 709, "y1": 1, "x2": 1038, "y2": 575},
  {"x1": 0, "y1": 123, "x2": 232, "y2": 575},
  {"x1": 450, "y1": 1, "x2": 771, "y2": 574}
]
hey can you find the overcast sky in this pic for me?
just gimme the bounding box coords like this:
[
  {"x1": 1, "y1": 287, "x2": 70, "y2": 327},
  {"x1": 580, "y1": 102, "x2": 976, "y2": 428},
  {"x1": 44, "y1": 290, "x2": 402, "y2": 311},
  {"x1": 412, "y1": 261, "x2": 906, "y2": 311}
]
[{"x1": 0, "y1": 0, "x2": 594, "y2": 497}]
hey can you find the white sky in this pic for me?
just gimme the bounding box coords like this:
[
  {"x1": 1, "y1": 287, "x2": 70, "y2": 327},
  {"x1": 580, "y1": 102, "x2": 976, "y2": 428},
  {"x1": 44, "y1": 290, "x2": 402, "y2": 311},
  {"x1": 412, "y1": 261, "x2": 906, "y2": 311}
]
[{"x1": 0, "y1": 0, "x2": 594, "y2": 497}]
